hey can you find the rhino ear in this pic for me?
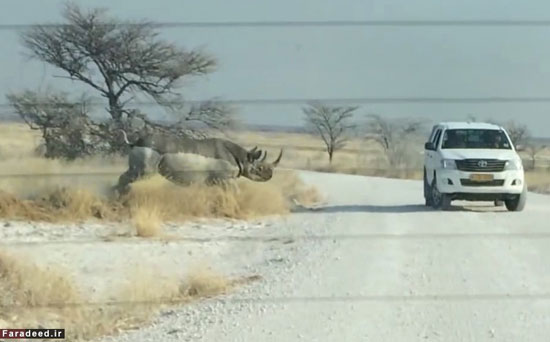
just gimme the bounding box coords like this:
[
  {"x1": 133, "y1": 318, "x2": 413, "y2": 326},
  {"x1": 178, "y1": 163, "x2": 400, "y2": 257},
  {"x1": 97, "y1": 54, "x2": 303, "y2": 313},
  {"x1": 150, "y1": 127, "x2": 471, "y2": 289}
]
[
  {"x1": 248, "y1": 149, "x2": 262, "y2": 162},
  {"x1": 260, "y1": 150, "x2": 267, "y2": 162}
]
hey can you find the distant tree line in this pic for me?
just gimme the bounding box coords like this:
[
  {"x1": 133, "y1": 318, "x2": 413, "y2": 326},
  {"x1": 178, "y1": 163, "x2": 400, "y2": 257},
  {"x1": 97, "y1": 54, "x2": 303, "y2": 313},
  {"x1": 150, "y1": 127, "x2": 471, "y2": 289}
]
[{"x1": 304, "y1": 106, "x2": 546, "y2": 171}]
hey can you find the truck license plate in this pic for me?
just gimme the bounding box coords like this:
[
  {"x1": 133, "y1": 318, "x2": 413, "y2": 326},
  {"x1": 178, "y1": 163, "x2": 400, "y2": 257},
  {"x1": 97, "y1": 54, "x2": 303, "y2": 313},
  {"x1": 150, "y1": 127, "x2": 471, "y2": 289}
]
[{"x1": 470, "y1": 174, "x2": 494, "y2": 182}]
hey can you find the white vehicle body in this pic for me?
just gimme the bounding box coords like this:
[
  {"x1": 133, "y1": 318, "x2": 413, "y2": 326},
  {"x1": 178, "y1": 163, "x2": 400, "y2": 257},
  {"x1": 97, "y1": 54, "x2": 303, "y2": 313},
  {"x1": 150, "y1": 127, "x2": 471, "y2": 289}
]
[{"x1": 423, "y1": 121, "x2": 526, "y2": 211}]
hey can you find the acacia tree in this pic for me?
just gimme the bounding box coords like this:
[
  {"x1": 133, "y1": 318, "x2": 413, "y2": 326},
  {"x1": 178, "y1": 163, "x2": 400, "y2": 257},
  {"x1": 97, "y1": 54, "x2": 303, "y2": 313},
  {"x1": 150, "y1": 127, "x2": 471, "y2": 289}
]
[
  {"x1": 302, "y1": 102, "x2": 358, "y2": 164},
  {"x1": 9, "y1": 2, "x2": 233, "y2": 156}
]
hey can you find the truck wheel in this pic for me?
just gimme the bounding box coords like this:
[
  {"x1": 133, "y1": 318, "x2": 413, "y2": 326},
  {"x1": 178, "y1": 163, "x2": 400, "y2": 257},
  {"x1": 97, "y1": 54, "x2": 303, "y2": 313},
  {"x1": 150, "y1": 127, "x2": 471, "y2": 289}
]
[
  {"x1": 505, "y1": 186, "x2": 527, "y2": 212},
  {"x1": 424, "y1": 170, "x2": 433, "y2": 206},
  {"x1": 431, "y1": 176, "x2": 451, "y2": 210}
]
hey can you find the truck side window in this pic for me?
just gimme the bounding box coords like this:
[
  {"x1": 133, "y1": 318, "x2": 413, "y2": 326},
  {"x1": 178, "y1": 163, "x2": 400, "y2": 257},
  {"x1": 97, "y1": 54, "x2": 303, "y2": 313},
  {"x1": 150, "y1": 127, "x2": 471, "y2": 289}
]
[
  {"x1": 433, "y1": 129, "x2": 442, "y2": 148},
  {"x1": 428, "y1": 126, "x2": 438, "y2": 143}
]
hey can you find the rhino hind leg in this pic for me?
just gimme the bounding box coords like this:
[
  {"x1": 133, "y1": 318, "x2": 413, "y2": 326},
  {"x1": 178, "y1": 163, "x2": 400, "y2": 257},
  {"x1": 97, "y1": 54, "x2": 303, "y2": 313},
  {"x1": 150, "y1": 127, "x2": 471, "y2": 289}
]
[
  {"x1": 115, "y1": 147, "x2": 162, "y2": 197},
  {"x1": 116, "y1": 163, "x2": 162, "y2": 196},
  {"x1": 114, "y1": 167, "x2": 143, "y2": 197}
]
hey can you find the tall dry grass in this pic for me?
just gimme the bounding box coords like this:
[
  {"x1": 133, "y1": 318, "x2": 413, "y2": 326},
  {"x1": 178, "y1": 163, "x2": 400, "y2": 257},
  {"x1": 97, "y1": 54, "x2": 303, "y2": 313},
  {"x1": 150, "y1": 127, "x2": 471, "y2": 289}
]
[
  {"x1": 0, "y1": 251, "x2": 243, "y2": 341},
  {"x1": 124, "y1": 170, "x2": 321, "y2": 236},
  {"x1": 0, "y1": 187, "x2": 121, "y2": 222},
  {"x1": 130, "y1": 203, "x2": 164, "y2": 237},
  {"x1": 0, "y1": 169, "x2": 322, "y2": 227},
  {"x1": 0, "y1": 122, "x2": 323, "y2": 226},
  {"x1": 526, "y1": 171, "x2": 550, "y2": 194}
]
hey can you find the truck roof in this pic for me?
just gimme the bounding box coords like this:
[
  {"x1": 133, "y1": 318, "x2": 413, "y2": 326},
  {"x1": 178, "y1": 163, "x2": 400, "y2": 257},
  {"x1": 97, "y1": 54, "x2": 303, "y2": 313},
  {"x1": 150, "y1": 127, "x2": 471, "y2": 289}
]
[{"x1": 434, "y1": 121, "x2": 503, "y2": 131}]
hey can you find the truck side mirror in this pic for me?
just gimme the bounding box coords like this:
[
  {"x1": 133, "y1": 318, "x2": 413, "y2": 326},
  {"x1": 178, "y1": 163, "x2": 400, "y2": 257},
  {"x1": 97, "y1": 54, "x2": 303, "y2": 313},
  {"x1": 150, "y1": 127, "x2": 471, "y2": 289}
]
[{"x1": 425, "y1": 142, "x2": 435, "y2": 151}]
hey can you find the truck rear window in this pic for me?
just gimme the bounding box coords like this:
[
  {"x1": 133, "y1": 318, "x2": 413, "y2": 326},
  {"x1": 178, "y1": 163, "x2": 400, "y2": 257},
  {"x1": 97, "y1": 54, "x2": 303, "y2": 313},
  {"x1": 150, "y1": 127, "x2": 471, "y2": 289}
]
[{"x1": 441, "y1": 129, "x2": 512, "y2": 150}]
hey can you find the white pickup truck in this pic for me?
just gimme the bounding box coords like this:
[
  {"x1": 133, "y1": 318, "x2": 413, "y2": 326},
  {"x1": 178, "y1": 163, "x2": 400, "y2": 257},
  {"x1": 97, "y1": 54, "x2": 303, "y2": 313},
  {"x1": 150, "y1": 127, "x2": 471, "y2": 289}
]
[{"x1": 423, "y1": 122, "x2": 527, "y2": 211}]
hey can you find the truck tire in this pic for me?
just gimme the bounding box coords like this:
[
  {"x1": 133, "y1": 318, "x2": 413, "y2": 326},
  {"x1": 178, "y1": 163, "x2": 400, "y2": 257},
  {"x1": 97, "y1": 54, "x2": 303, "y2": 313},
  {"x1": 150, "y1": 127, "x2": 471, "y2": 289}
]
[
  {"x1": 424, "y1": 170, "x2": 433, "y2": 206},
  {"x1": 505, "y1": 186, "x2": 527, "y2": 212},
  {"x1": 431, "y1": 175, "x2": 451, "y2": 210}
]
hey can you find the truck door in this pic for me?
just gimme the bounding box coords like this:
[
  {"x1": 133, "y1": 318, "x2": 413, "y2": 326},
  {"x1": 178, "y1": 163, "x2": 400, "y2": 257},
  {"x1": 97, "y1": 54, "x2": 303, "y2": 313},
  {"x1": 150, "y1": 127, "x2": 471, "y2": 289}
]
[{"x1": 425, "y1": 128, "x2": 442, "y2": 184}]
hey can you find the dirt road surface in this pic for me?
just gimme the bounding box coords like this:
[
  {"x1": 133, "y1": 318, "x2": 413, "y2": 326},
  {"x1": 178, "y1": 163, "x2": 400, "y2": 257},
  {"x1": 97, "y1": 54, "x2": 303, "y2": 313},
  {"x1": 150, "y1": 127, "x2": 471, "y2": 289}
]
[{"x1": 4, "y1": 171, "x2": 550, "y2": 342}]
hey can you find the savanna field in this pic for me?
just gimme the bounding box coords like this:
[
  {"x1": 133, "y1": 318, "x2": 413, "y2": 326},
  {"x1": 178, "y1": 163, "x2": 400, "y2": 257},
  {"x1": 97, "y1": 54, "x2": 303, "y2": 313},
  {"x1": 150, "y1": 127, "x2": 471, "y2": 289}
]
[
  {"x1": 1, "y1": 122, "x2": 550, "y2": 341},
  {"x1": 0, "y1": 122, "x2": 323, "y2": 340}
]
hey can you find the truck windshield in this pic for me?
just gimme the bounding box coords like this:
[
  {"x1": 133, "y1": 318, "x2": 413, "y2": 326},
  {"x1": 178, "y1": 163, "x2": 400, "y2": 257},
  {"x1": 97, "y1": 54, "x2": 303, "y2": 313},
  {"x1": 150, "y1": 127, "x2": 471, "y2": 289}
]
[{"x1": 441, "y1": 129, "x2": 513, "y2": 149}]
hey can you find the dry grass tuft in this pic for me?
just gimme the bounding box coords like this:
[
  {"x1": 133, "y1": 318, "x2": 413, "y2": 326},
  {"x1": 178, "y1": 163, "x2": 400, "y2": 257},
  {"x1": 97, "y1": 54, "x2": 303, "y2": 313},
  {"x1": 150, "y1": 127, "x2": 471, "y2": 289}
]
[
  {"x1": 0, "y1": 190, "x2": 53, "y2": 221},
  {"x1": 0, "y1": 252, "x2": 234, "y2": 340},
  {"x1": 0, "y1": 170, "x2": 321, "y2": 224},
  {"x1": 120, "y1": 170, "x2": 322, "y2": 222},
  {"x1": 41, "y1": 187, "x2": 116, "y2": 220},
  {"x1": 107, "y1": 267, "x2": 187, "y2": 328},
  {"x1": 0, "y1": 251, "x2": 107, "y2": 340},
  {"x1": 526, "y1": 171, "x2": 550, "y2": 194},
  {"x1": 124, "y1": 175, "x2": 243, "y2": 219},
  {"x1": 180, "y1": 265, "x2": 232, "y2": 298},
  {"x1": 0, "y1": 251, "x2": 79, "y2": 311},
  {"x1": 130, "y1": 203, "x2": 164, "y2": 237},
  {"x1": 0, "y1": 187, "x2": 120, "y2": 223}
]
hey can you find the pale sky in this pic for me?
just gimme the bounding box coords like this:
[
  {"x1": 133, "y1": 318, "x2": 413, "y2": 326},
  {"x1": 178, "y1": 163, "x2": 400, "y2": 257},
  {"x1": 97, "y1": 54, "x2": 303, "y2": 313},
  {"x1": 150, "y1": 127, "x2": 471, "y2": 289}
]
[{"x1": 2, "y1": 0, "x2": 550, "y2": 137}]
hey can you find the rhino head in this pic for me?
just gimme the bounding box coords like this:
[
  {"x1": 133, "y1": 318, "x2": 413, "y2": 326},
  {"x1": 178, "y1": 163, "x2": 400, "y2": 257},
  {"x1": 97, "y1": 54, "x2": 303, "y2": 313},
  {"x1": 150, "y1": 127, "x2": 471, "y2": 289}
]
[{"x1": 238, "y1": 146, "x2": 283, "y2": 182}]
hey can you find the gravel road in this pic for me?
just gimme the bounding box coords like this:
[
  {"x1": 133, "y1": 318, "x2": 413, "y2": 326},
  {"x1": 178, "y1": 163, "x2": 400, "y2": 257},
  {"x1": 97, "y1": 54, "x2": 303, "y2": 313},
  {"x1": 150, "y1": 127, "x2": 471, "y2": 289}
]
[
  {"x1": 95, "y1": 171, "x2": 550, "y2": 342},
  {"x1": 4, "y1": 171, "x2": 550, "y2": 342}
]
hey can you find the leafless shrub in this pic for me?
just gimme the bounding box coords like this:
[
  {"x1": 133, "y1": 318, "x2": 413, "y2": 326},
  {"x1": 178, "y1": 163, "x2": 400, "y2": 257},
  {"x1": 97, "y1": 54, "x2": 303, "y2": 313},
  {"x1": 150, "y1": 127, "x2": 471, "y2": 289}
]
[
  {"x1": 504, "y1": 121, "x2": 530, "y2": 149},
  {"x1": 363, "y1": 114, "x2": 425, "y2": 169},
  {"x1": 524, "y1": 144, "x2": 548, "y2": 170},
  {"x1": 485, "y1": 118, "x2": 530, "y2": 149},
  {"x1": 302, "y1": 102, "x2": 358, "y2": 164},
  {"x1": 6, "y1": 90, "x2": 104, "y2": 159}
]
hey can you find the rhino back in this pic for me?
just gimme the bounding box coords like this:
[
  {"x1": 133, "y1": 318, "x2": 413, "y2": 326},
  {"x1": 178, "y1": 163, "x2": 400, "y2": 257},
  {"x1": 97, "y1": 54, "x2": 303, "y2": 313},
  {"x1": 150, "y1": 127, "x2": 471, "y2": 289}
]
[{"x1": 133, "y1": 132, "x2": 249, "y2": 166}]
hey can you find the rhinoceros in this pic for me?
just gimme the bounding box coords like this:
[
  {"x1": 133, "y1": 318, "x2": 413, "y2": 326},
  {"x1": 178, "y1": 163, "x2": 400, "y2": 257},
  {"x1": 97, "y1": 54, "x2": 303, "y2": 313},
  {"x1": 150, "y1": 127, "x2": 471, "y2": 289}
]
[{"x1": 115, "y1": 130, "x2": 283, "y2": 195}]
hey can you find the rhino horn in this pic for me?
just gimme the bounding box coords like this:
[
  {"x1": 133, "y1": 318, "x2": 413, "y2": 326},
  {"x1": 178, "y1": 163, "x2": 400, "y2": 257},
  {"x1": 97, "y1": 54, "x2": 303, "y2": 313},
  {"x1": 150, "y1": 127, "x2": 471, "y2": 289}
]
[{"x1": 271, "y1": 149, "x2": 283, "y2": 166}]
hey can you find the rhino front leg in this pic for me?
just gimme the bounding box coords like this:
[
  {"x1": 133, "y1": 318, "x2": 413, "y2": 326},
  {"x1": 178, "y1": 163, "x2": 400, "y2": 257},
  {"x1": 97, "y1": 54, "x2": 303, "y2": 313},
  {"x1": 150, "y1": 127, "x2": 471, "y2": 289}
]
[
  {"x1": 210, "y1": 178, "x2": 240, "y2": 194},
  {"x1": 230, "y1": 180, "x2": 240, "y2": 195}
]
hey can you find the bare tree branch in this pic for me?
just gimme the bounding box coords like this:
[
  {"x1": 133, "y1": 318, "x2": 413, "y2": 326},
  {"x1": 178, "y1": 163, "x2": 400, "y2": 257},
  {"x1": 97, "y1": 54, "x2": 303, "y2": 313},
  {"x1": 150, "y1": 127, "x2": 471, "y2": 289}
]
[
  {"x1": 504, "y1": 121, "x2": 530, "y2": 149},
  {"x1": 363, "y1": 114, "x2": 426, "y2": 168},
  {"x1": 6, "y1": 89, "x2": 106, "y2": 159},
  {"x1": 18, "y1": 2, "x2": 218, "y2": 129},
  {"x1": 302, "y1": 102, "x2": 358, "y2": 164},
  {"x1": 524, "y1": 144, "x2": 547, "y2": 170}
]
